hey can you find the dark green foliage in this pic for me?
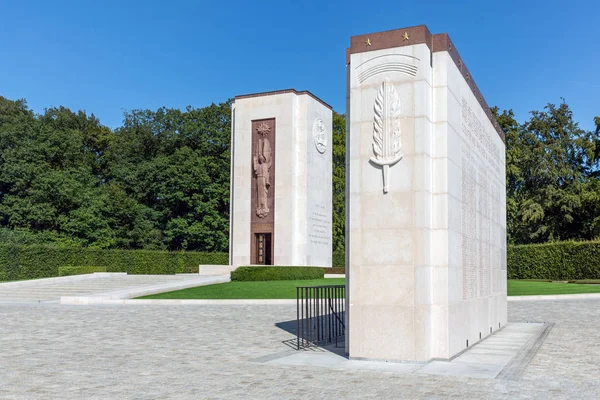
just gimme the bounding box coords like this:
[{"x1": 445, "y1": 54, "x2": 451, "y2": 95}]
[
  {"x1": 3, "y1": 93, "x2": 600, "y2": 261},
  {"x1": 495, "y1": 102, "x2": 600, "y2": 244},
  {"x1": 230, "y1": 266, "x2": 324, "y2": 282},
  {"x1": 0, "y1": 245, "x2": 227, "y2": 281},
  {"x1": 58, "y1": 265, "x2": 107, "y2": 276},
  {"x1": 109, "y1": 103, "x2": 231, "y2": 251},
  {"x1": 0, "y1": 96, "x2": 230, "y2": 251},
  {"x1": 325, "y1": 267, "x2": 345, "y2": 274},
  {"x1": 0, "y1": 228, "x2": 82, "y2": 247},
  {"x1": 508, "y1": 240, "x2": 600, "y2": 280},
  {"x1": 331, "y1": 112, "x2": 346, "y2": 253},
  {"x1": 332, "y1": 250, "x2": 345, "y2": 268}
]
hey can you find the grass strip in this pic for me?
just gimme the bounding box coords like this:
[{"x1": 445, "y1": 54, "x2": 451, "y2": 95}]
[
  {"x1": 137, "y1": 278, "x2": 346, "y2": 299},
  {"x1": 137, "y1": 279, "x2": 600, "y2": 300}
]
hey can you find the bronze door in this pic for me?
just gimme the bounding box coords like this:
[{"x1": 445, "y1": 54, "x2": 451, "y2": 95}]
[{"x1": 255, "y1": 233, "x2": 272, "y2": 265}]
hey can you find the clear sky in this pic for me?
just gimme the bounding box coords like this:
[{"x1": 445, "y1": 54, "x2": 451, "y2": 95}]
[{"x1": 1, "y1": 0, "x2": 598, "y2": 130}]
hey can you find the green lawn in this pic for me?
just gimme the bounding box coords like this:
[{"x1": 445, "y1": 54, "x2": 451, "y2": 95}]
[
  {"x1": 507, "y1": 280, "x2": 600, "y2": 296},
  {"x1": 136, "y1": 278, "x2": 600, "y2": 300},
  {"x1": 137, "y1": 278, "x2": 346, "y2": 299}
]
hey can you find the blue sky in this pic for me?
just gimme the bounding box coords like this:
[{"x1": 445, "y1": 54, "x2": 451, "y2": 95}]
[{"x1": 1, "y1": 0, "x2": 598, "y2": 130}]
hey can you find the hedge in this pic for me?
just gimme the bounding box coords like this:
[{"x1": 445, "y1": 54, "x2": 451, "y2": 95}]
[
  {"x1": 231, "y1": 266, "x2": 324, "y2": 281},
  {"x1": 330, "y1": 241, "x2": 600, "y2": 279},
  {"x1": 58, "y1": 266, "x2": 107, "y2": 276},
  {"x1": 508, "y1": 240, "x2": 600, "y2": 280},
  {"x1": 0, "y1": 244, "x2": 228, "y2": 281},
  {"x1": 332, "y1": 251, "x2": 344, "y2": 268},
  {"x1": 10, "y1": 240, "x2": 599, "y2": 282},
  {"x1": 325, "y1": 267, "x2": 346, "y2": 275}
]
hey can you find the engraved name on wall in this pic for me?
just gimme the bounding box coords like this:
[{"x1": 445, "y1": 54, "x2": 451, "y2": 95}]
[
  {"x1": 461, "y1": 99, "x2": 505, "y2": 300},
  {"x1": 308, "y1": 205, "x2": 330, "y2": 246},
  {"x1": 461, "y1": 99, "x2": 502, "y2": 178}
]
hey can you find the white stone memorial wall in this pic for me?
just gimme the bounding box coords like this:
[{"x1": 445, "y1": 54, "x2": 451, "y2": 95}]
[
  {"x1": 346, "y1": 26, "x2": 507, "y2": 362},
  {"x1": 230, "y1": 90, "x2": 332, "y2": 267},
  {"x1": 432, "y1": 49, "x2": 507, "y2": 357}
]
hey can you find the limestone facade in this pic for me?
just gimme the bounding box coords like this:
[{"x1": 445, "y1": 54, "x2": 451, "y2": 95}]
[
  {"x1": 230, "y1": 90, "x2": 333, "y2": 268},
  {"x1": 346, "y1": 26, "x2": 507, "y2": 362}
]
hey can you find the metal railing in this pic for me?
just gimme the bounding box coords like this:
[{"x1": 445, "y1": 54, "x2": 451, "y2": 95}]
[{"x1": 296, "y1": 285, "x2": 345, "y2": 350}]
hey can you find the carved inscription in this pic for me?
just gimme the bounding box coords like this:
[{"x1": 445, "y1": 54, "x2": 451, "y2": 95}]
[
  {"x1": 307, "y1": 123, "x2": 331, "y2": 250},
  {"x1": 461, "y1": 98, "x2": 504, "y2": 300},
  {"x1": 478, "y1": 169, "x2": 491, "y2": 298},
  {"x1": 461, "y1": 147, "x2": 478, "y2": 300},
  {"x1": 308, "y1": 205, "x2": 330, "y2": 246},
  {"x1": 461, "y1": 99, "x2": 501, "y2": 177}
]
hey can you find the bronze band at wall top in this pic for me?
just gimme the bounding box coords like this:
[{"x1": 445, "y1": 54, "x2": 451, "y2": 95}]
[
  {"x1": 234, "y1": 88, "x2": 332, "y2": 110},
  {"x1": 347, "y1": 25, "x2": 505, "y2": 142}
]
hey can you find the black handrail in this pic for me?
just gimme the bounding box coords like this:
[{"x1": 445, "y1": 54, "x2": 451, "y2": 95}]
[{"x1": 296, "y1": 285, "x2": 345, "y2": 349}]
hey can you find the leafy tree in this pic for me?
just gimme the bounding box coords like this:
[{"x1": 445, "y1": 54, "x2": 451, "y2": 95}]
[
  {"x1": 2, "y1": 93, "x2": 598, "y2": 253},
  {"x1": 0, "y1": 98, "x2": 102, "y2": 234},
  {"x1": 107, "y1": 102, "x2": 231, "y2": 251},
  {"x1": 492, "y1": 107, "x2": 521, "y2": 244},
  {"x1": 0, "y1": 96, "x2": 160, "y2": 249},
  {"x1": 331, "y1": 111, "x2": 346, "y2": 252},
  {"x1": 497, "y1": 101, "x2": 600, "y2": 244}
]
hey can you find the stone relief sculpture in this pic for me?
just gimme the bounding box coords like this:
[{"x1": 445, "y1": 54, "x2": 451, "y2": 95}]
[
  {"x1": 312, "y1": 118, "x2": 327, "y2": 154},
  {"x1": 356, "y1": 57, "x2": 418, "y2": 84},
  {"x1": 369, "y1": 78, "x2": 403, "y2": 193},
  {"x1": 253, "y1": 122, "x2": 272, "y2": 218}
]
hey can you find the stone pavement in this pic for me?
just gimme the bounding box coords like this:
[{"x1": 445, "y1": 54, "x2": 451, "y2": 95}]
[
  {"x1": 263, "y1": 322, "x2": 549, "y2": 379},
  {"x1": 0, "y1": 273, "x2": 227, "y2": 303},
  {"x1": 0, "y1": 299, "x2": 598, "y2": 399}
]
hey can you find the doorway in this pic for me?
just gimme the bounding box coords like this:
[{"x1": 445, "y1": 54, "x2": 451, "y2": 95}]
[{"x1": 255, "y1": 233, "x2": 272, "y2": 265}]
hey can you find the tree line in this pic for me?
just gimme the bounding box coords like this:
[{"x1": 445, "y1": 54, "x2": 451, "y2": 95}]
[
  {"x1": 496, "y1": 104, "x2": 600, "y2": 244},
  {"x1": 0, "y1": 97, "x2": 230, "y2": 251},
  {"x1": 0, "y1": 95, "x2": 598, "y2": 251}
]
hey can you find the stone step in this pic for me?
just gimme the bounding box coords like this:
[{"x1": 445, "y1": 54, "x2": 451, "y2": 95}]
[{"x1": 0, "y1": 274, "x2": 227, "y2": 303}]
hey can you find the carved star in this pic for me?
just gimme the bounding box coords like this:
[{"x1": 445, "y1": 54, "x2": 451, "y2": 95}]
[
  {"x1": 365, "y1": 38, "x2": 372, "y2": 46},
  {"x1": 257, "y1": 122, "x2": 271, "y2": 136},
  {"x1": 402, "y1": 32, "x2": 410, "y2": 41}
]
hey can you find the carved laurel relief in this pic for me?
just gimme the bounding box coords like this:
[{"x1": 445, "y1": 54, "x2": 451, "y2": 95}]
[{"x1": 369, "y1": 78, "x2": 403, "y2": 193}]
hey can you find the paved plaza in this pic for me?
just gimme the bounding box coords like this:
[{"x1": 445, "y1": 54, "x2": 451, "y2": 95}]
[
  {"x1": 264, "y1": 322, "x2": 550, "y2": 380},
  {"x1": 0, "y1": 299, "x2": 598, "y2": 399},
  {"x1": 0, "y1": 274, "x2": 228, "y2": 304}
]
